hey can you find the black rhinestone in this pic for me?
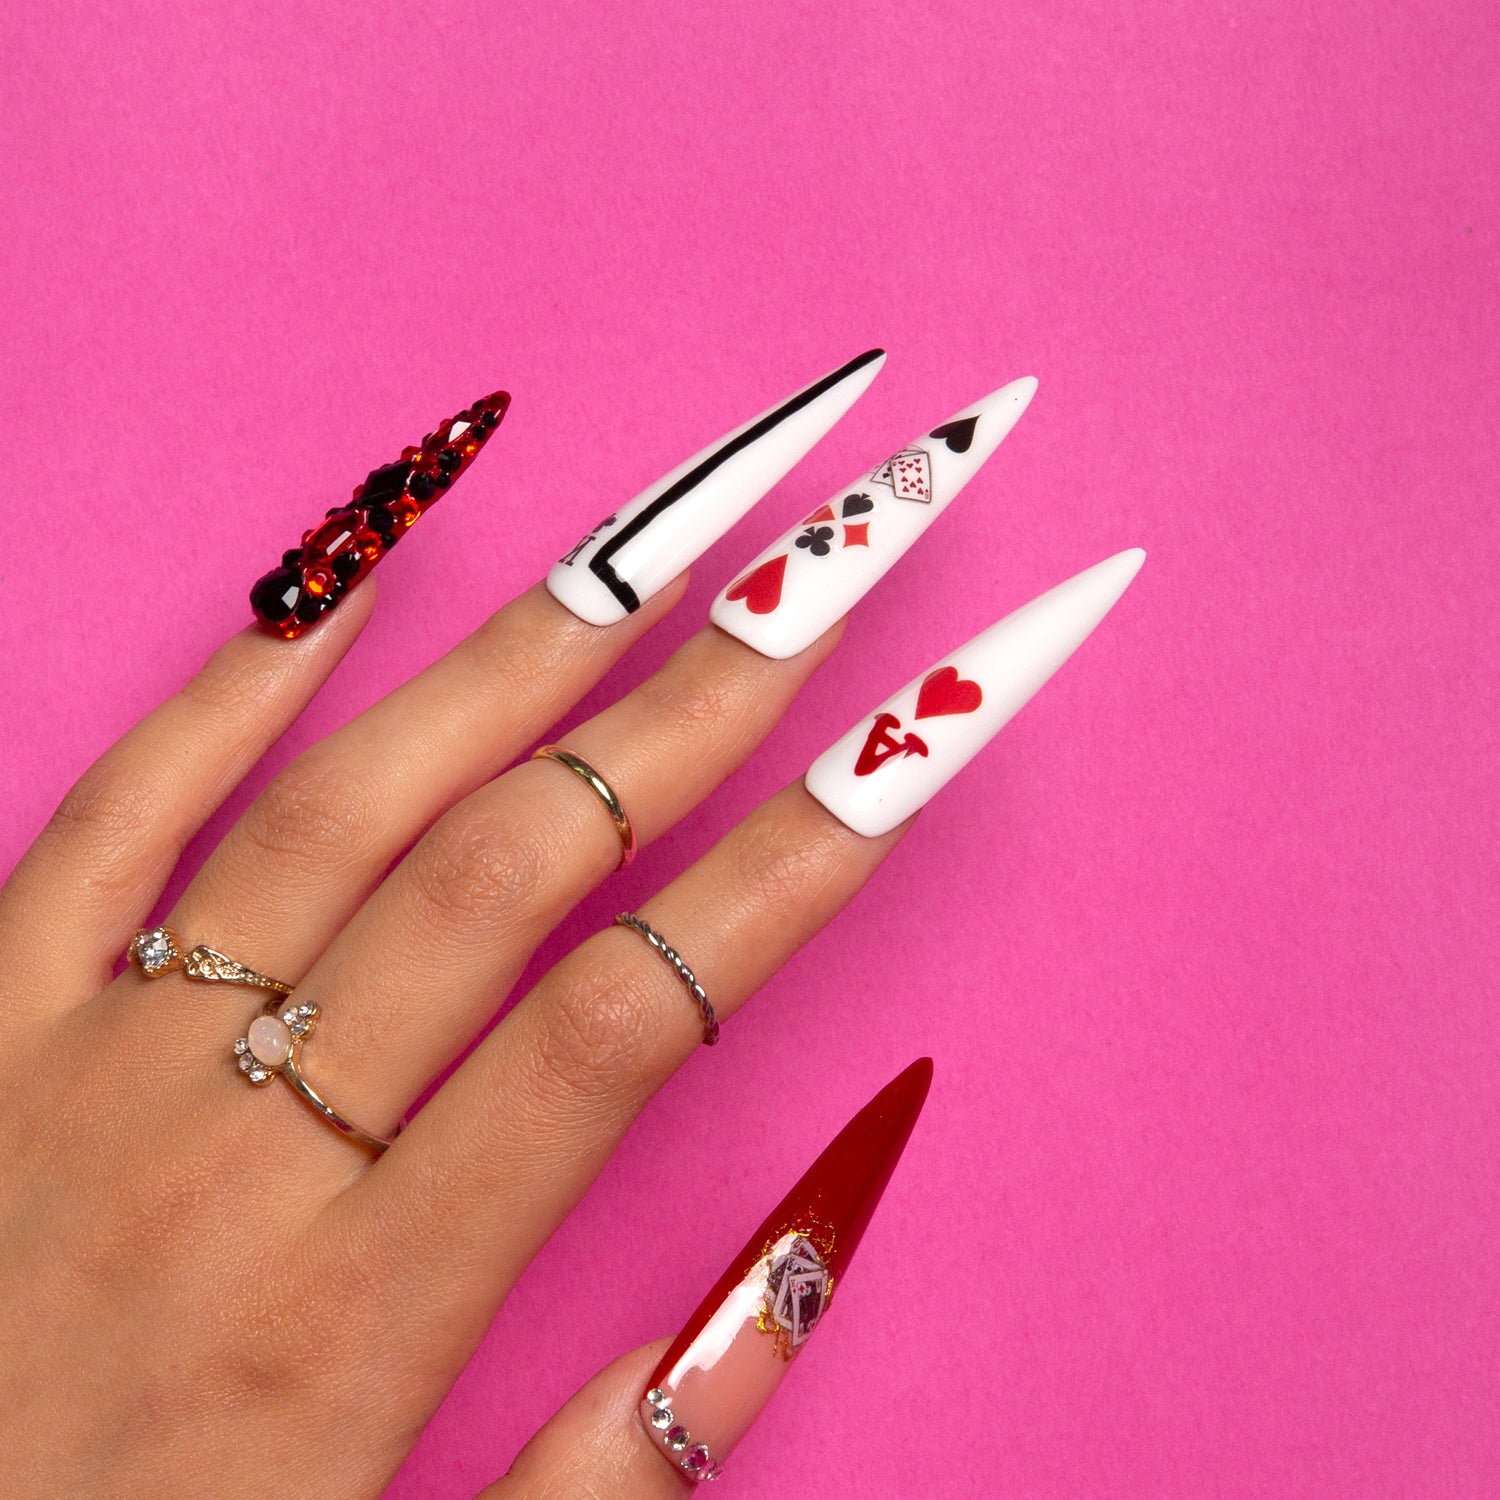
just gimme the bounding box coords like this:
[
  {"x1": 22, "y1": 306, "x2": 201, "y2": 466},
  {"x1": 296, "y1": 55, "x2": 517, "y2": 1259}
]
[
  {"x1": 479, "y1": 409, "x2": 498, "y2": 429},
  {"x1": 332, "y1": 552, "x2": 361, "y2": 581},
  {"x1": 250, "y1": 567, "x2": 302, "y2": 625},
  {"x1": 437, "y1": 448, "x2": 462, "y2": 474},
  {"x1": 408, "y1": 473, "x2": 436, "y2": 501},
  {"x1": 434, "y1": 470, "x2": 452, "y2": 489},
  {"x1": 294, "y1": 591, "x2": 325, "y2": 624},
  {"x1": 281, "y1": 548, "x2": 302, "y2": 568},
  {"x1": 364, "y1": 503, "x2": 398, "y2": 535},
  {"x1": 359, "y1": 460, "x2": 413, "y2": 506},
  {"x1": 325, "y1": 507, "x2": 342, "y2": 518}
]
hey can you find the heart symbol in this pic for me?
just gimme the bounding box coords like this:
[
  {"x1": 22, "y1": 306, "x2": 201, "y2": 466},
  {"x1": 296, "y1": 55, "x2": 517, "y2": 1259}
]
[
  {"x1": 915, "y1": 665, "x2": 982, "y2": 719},
  {"x1": 929, "y1": 416, "x2": 978, "y2": 454},
  {"x1": 840, "y1": 492, "x2": 875, "y2": 517},
  {"x1": 725, "y1": 554, "x2": 787, "y2": 615}
]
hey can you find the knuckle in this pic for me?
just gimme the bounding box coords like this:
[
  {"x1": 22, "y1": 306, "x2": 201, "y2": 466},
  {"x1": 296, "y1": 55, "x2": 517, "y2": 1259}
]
[
  {"x1": 236, "y1": 757, "x2": 376, "y2": 874},
  {"x1": 406, "y1": 809, "x2": 549, "y2": 930},
  {"x1": 532, "y1": 949, "x2": 660, "y2": 1096},
  {"x1": 733, "y1": 815, "x2": 843, "y2": 912},
  {"x1": 51, "y1": 767, "x2": 162, "y2": 849},
  {"x1": 635, "y1": 655, "x2": 754, "y2": 739}
]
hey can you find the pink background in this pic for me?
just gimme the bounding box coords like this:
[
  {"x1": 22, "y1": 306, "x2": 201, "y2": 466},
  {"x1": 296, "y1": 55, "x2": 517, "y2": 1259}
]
[{"x1": 2, "y1": 3, "x2": 1496, "y2": 1496}]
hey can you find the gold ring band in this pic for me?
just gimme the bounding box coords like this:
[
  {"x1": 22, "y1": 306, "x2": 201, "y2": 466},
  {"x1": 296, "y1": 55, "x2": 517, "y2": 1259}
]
[
  {"x1": 130, "y1": 925, "x2": 293, "y2": 997},
  {"x1": 233, "y1": 996, "x2": 398, "y2": 1153},
  {"x1": 531, "y1": 744, "x2": 638, "y2": 868}
]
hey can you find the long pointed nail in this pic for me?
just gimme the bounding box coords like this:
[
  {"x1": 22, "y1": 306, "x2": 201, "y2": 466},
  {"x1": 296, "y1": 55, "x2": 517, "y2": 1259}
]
[
  {"x1": 805, "y1": 548, "x2": 1146, "y2": 837},
  {"x1": 711, "y1": 376, "x2": 1038, "y2": 659},
  {"x1": 547, "y1": 350, "x2": 886, "y2": 627},
  {"x1": 639, "y1": 1059, "x2": 932, "y2": 1484},
  {"x1": 249, "y1": 391, "x2": 511, "y2": 640}
]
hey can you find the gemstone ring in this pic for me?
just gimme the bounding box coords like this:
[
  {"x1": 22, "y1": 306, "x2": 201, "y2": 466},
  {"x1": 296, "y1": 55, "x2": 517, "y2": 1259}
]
[
  {"x1": 233, "y1": 995, "x2": 399, "y2": 1153},
  {"x1": 129, "y1": 925, "x2": 292, "y2": 997}
]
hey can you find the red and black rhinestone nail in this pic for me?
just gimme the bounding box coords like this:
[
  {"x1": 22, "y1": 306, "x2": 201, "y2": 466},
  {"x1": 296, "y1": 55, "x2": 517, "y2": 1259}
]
[{"x1": 249, "y1": 390, "x2": 510, "y2": 639}]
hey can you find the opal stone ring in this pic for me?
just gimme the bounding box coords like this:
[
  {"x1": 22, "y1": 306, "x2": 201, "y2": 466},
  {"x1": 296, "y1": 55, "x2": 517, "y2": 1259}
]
[
  {"x1": 233, "y1": 997, "x2": 398, "y2": 1153},
  {"x1": 129, "y1": 925, "x2": 292, "y2": 997}
]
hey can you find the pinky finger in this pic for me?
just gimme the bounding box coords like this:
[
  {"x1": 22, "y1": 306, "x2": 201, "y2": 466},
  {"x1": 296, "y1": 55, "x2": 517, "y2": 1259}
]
[
  {"x1": 0, "y1": 582, "x2": 376, "y2": 1007},
  {"x1": 481, "y1": 1063, "x2": 931, "y2": 1496}
]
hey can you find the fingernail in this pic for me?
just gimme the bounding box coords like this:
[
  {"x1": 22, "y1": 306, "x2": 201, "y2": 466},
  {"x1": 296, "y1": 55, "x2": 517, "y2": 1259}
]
[
  {"x1": 547, "y1": 350, "x2": 885, "y2": 627},
  {"x1": 711, "y1": 376, "x2": 1038, "y2": 659},
  {"x1": 805, "y1": 548, "x2": 1146, "y2": 837},
  {"x1": 249, "y1": 390, "x2": 511, "y2": 639},
  {"x1": 638, "y1": 1058, "x2": 931, "y2": 1484}
]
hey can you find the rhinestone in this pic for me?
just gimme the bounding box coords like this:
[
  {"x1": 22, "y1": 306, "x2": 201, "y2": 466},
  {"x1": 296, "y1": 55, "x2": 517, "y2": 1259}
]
[
  {"x1": 248, "y1": 1068, "x2": 268, "y2": 1083},
  {"x1": 290, "y1": 1022, "x2": 308, "y2": 1037},
  {"x1": 298, "y1": 1005, "x2": 314, "y2": 1017},
  {"x1": 238, "y1": 1053, "x2": 254, "y2": 1072},
  {"x1": 683, "y1": 1445, "x2": 709, "y2": 1471},
  {"x1": 136, "y1": 929, "x2": 174, "y2": 971},
  {"x1": 282, "y1": 1010, "x2": 297, "y2": 1025},
  {"x1": 233, "y1": 1038, "x2": 250, "y2": 1055},
  {"x1": 650, "y1": 1408, "x2": 672, "y2": 1429},
  {"x1": 666, "y1": 1427, "x2": 688, "y2": 1451},
  {"x1": 645, "y1": 1389, "x2": 667, "y2": 1407}
]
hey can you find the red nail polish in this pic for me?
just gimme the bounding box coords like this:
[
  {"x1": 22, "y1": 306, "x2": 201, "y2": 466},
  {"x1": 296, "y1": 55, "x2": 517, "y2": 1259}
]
[
  {"x1": 639, "y1": 1058, "x2": 932, "y2": 1483},
  {"x1": 250, "y1": 390, "x2": 510, "y2": 639}
]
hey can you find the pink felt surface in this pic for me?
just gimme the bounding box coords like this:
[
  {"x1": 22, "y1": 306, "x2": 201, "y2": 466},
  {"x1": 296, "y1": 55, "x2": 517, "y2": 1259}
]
[{"x1": 2, "y1": 2, "x2": 1496, "y2": 1495}]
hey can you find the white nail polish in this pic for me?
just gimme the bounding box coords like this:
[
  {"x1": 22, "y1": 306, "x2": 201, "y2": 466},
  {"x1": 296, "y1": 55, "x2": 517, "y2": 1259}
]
[
  {"x1": 547, "y1": 350, "x2": 886, "y2": 626},
  {"x1": 711, "y1": 377, "x2": 1039, "y2": 659},
  {"x1": 804, "y1": 549, "x2": 1146, "y2": 838}
]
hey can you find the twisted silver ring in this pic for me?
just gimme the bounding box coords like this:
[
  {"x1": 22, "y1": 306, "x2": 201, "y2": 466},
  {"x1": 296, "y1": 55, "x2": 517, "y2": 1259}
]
[{"x1": 614, "y1": 912, "x2": 719, "y2": 1046}]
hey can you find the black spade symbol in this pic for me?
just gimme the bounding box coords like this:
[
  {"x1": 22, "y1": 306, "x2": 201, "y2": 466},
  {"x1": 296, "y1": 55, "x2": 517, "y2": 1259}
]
[
  {"x1": 929, "y1": 416, "x2": 978, "y2": 454},
  {"x1": 840, "y1": 492, "x2": 875, "y2": 517}
]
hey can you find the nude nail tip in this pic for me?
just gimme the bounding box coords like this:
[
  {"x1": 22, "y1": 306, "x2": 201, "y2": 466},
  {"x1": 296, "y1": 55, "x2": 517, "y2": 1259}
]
[
  {"x1": 710, "y1": 377, "x2": 1039, "y2": 660},
  {"x1": 639, "y1": 1060, "x2": 932, "y2": 1483},
  {"x1": 546, "y1": 350, "x2": 886, "y2": 628},
  {"x1": 804, "y1": 548, "x2": 1146, "y2": 838}
]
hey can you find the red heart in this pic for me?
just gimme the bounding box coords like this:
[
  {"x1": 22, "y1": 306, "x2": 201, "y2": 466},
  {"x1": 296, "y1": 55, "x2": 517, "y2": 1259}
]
[
  {"x1": 725, "y1": 554, "x2": 787, "y2": 615},
  {"x1": 914, "y1": 665, "x2": 982, "y2": 719}
]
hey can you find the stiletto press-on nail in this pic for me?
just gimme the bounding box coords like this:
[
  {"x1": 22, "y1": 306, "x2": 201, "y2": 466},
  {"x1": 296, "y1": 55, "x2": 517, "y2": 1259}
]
[
  {"x1": 711, "y1": 377, "x2": 1038, "y2": 659},
  {"x1": 638, "y1": 1058, "x2": 932, "y2": 1484},
  {"x1": 249, "y1": 390, "x2": 510, "y2": 639},
  {"x1": 547, "y1": 350, "x2": 885, "y2": 627},
  {"x1": 804, "y1": 549, "x2": 1146, "y2": 837}
]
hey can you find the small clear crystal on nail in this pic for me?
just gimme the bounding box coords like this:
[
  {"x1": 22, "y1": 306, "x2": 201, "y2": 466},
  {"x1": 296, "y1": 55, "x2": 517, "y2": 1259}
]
[
  {"x1": 650, "y1": 1407, "x2": 672, "y2": 1429},
  {"x1": 666, "y1": 1426, "x2": 688, "y2": 1451},
  {"x1": 646, "y1": 1389, "x2": 667, "y2": 1407}
]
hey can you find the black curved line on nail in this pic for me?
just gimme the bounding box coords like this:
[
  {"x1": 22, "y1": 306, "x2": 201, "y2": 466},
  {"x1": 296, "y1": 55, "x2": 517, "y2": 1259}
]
[{"x1": 588, "y1": 348, "x2": 884, "y2": 613}]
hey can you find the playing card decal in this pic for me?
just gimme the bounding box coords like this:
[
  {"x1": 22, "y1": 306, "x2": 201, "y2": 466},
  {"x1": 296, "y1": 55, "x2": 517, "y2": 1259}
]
[
  {"x1": 711, "y1": 378, "x2": 1040, "y2": 661},
  {"x1": 760, "y1": 1232, "x2": 833, "y2": 1357},
  {"x1": 872, "y1": 447, "x2": 934, "y2": 502},
  {"x1": 804, "y1": 550, "x2": 1147, "y2": 837},
  {"x1": 546, "y1": 350, "x2": 884, "y2": 626}
]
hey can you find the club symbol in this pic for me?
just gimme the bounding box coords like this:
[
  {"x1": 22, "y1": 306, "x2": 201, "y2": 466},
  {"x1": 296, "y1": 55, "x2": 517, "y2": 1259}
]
[{"x1": 795, "y1": 525, "x2": 836, "y2": 557}]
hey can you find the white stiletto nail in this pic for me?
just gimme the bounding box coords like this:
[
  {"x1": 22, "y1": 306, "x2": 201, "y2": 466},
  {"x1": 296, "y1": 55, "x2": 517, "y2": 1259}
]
[
  {"x1": 547, "y1": 350, "x2": 886, "y2": 626},
  {"x1": 711, "y1": 377, "x2": 1038, "y2": 659},
  {"x1": 804, "y1": 549, "x2": 1146, "y2": 837}
]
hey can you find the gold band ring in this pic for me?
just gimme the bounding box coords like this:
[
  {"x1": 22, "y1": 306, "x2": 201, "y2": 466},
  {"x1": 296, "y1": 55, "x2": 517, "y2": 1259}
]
[
  {"x1": 130, "y1": 925, "x2": 292, "y2": 997},
  {"x1": 233, "y1": 997, "x2": 398, "y2": 1153},
  {"x1": 531, "y1": 744, "x2": 638, "y2": 868}
]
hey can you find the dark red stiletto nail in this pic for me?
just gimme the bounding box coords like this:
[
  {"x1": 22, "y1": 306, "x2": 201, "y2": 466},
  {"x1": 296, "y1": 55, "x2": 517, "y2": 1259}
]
[
  {"x1": 639, "y1": 1058, "x2": 933, "y2": 1484},
  {"x1": 249, "y1": 390, "x2": 510, "y2": 639}
]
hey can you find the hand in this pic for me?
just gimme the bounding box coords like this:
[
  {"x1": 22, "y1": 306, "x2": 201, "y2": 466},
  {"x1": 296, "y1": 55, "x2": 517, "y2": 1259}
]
[{"x1": 0, "y1": 370, "x2": 1137, "y2": 1497}]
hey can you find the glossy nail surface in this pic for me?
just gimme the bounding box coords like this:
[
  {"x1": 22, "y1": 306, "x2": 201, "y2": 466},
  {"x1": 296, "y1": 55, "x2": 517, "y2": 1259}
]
[
  {"x1": 547, "y1": 350, "x2": 885, "y2": 627},
  {"x1": 639, "y1": 1058, "x2": 932, "y2": 1484},
  {"x1": 249, "y1": 391, "x2": 510, "y2": 639},
  {"x1": 805, "y1": 548, "x2": 1146, "y2": 837},
  {"x1": 711, "y1": 377, "x2": 1038, "y2": 659}
]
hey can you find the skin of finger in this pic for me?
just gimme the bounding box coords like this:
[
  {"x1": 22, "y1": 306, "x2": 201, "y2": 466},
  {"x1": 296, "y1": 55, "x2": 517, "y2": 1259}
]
[
  {"x1": 288, "y1": 622, "x2": 845, "y2": 1132},
  {"x1": 0, "y1": 582, "x2": 377, "y2": 1012},
  {"x1": 322, "y1": 787, "x2": 908, "y2": 1352},
  {"x1": 159, "y1": 576, "x2": 687, "y2": 994},
  {"x1": 478, "y1": 1340, "x2": 677, "y2": 1500}
]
